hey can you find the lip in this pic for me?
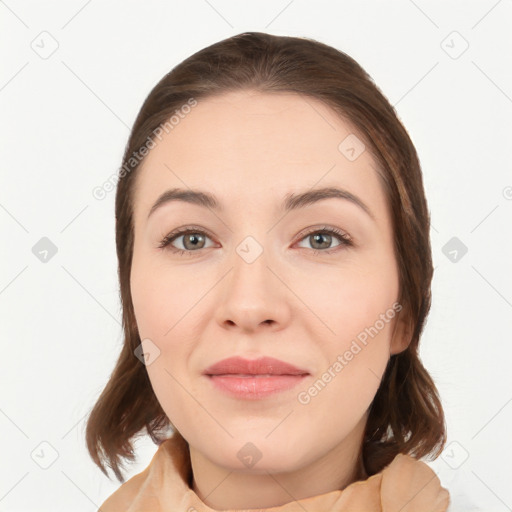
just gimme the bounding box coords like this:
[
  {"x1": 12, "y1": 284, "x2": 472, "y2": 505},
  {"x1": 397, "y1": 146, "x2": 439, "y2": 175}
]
[
  {"x1": 203, "y1": 356, "x2": 310, "y2": 400},
  {"x1": 203, "y1": 356, "x2": 309, "y2": 376}
]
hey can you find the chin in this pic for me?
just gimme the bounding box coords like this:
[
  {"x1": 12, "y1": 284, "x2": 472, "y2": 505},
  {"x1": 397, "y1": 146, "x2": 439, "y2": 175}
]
[{"x1": 203, "y1": 431, "x2": 309, "y2": 471}]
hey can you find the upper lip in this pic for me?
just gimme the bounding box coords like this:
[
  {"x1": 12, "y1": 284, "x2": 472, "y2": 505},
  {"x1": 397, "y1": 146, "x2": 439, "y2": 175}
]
[{"x1": 203, "y1": 356, "x2": 309, "y2": 376}]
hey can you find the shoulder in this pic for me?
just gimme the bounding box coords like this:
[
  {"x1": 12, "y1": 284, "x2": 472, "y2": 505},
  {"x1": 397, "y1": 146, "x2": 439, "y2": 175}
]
[
  {"x1": 97, "y1": 439, "x2": 174, "y2": 512},
  {"x1": 380, "y1": 453, "x2": 451, "y2": 511},
  {"x1": 97, "y1": 434, "x2": 188, "y2": 512},
  {"x1": 98, "y1": 470, "x2": 149, "y2": 512}
]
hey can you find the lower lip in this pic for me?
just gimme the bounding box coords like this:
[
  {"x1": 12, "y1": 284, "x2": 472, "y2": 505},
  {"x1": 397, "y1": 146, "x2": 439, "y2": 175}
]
[{"x1": 206, "y1": 374, "x2": 308, "y2": 400}]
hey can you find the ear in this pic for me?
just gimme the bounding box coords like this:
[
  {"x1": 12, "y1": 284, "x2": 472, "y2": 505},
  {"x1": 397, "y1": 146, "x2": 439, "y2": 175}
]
[{"x1": 389, "y1": 306, "x2": 414, "y2": 355}]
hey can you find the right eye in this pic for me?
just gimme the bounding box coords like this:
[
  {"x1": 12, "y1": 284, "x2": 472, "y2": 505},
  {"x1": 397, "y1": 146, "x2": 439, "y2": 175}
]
[{"x1": 158, "y1": 227, "x2": 216, "y2": 256}]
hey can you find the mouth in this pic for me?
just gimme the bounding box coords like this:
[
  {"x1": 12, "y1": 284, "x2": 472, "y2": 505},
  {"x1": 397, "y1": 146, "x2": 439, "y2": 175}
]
[
  {"x1": 203, "y1": 355, "x2": 309, "y2": 376},
  {"x1": 203, "y1": 356, "x2": 310, "y2": 400},
  {"x1": 206, "y1": 374, "x2": 309, "y2": 399}
]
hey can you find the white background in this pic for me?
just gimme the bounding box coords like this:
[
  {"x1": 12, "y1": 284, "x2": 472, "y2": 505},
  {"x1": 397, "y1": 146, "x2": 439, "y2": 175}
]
[{"x1": 1, "y1": 1, "x2": 511, "y2": 510}]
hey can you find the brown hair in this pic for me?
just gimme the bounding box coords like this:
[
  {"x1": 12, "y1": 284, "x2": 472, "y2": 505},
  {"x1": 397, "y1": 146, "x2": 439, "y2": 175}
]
[{"x1": 85, "y1": 31, "x2": 446, "y2": 482}]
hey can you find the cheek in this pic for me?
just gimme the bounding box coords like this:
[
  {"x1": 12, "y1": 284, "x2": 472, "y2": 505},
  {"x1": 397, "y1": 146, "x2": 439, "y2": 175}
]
[
  {"x1": 291, "y1": 252, "x2": 398, "y2": 407},
  {"x1": 290, "y1": 251, "x2": 399, "y2": 343},
  {"x1": 296, "y1": 297, "x2": 397, "y2": 428},
  {"x1": 296, "y1": 345, "x2": 389, "y2": 432},
  {"x1": 130, "y1": 255, "x2": 200, "y2": 340},
  {"x1": 130, "y1": 257, "x2": 205, "y2": 429}
]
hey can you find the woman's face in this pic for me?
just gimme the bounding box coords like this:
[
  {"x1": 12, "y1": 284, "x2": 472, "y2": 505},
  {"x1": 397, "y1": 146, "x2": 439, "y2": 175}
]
[{"x1": 130, "y1": 90, "x2": 410, "y2": 474}]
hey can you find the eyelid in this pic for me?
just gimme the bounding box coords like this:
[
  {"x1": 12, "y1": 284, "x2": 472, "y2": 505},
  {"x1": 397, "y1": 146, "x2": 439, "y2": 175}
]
[
  {"x1": 158, "y1": 224, "x2": 353, "y2": 254},
  {"x1": 294, "y1": 225, "x2": 352, "y2": 244},
  {"x1": 293, "y1": 225, "x2": 353, "y2": 254},
  {"x1": 157, "y1": 225, "x2": 218, "y2": 251}
]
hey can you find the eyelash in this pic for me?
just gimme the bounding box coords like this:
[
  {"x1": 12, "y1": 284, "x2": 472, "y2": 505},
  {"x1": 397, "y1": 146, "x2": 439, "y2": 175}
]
[{"x1": 157, "y1": 225, "x2": 353, "y2": 257}]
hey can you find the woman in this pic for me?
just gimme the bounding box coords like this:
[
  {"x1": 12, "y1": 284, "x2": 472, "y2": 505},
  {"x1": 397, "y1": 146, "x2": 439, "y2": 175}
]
[{"x1": 86, "y1": 31, "x2": 450, "y2": 511}]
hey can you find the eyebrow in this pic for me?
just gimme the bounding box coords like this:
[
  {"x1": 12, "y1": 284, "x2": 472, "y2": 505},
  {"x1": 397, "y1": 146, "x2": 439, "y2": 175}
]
[{"x1": 147, "y1": 186, "x2": 375, "y2": 221}]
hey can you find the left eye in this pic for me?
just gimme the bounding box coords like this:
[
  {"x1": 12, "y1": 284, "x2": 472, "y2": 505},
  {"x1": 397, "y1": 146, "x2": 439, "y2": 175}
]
[
  {"x1": 296, "y1": 227, "x2": 352, "y2": 253},
  {"x1": 158, "y1": 226, "x2": 352, "y2": 255},
  {"x1": 158, "y1": 230, "x2": 215, "y2": 252}
]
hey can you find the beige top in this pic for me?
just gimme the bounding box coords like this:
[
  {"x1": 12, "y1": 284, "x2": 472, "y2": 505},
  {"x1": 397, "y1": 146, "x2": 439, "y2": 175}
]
[{"x1": 99, "y1": 433, "x2": 450, "y2": 511}]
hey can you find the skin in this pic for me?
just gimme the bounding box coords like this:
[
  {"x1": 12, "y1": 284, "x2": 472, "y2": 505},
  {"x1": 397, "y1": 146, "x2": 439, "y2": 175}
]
[{"x1": 130, "y1": 90, "x2": 411, "y2": 510}]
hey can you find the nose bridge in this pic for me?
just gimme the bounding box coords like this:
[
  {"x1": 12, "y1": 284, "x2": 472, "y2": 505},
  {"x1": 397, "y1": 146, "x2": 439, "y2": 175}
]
[
  {"x1": 229, "y1": 232, "x2": 271, "y2": 295},
  {"x1": 214, "y1": 228, "x2": 286, "y2": 329},
  {"x1": 226, "y1": 207, "x2": 274, "y2": 274}
]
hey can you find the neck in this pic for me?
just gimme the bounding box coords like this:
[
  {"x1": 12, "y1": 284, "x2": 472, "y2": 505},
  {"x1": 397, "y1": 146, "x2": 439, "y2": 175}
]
[{"x1": 189, "y1": 416, "x2": 368, "y2": 510}]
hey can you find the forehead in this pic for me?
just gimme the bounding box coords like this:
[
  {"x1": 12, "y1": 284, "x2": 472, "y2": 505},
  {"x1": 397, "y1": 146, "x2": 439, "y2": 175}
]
[
  {"x1": 132, "y1": 90, "x2": 387, "y2": 222},
  {"x1": 142, "y1": 90, "x2": 360, "y2": 165}
]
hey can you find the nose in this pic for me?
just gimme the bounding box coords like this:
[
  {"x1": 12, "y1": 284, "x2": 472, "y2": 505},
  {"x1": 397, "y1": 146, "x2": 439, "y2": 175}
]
[{"x1": 214, "y1": 236, "x2": 291, "y2": 333}]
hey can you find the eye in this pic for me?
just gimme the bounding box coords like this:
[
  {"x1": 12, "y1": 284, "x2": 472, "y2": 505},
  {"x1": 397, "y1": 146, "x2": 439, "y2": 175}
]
[
  {"x1": 158, "y1": 227, "x2": 215, "y2": 256},
  {"x1": 158, "y1": 225, "x2": 353, "y2": 257},
  {"x1": 295, "y1": 226, "x2": 353, "y2": 255}
]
